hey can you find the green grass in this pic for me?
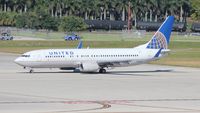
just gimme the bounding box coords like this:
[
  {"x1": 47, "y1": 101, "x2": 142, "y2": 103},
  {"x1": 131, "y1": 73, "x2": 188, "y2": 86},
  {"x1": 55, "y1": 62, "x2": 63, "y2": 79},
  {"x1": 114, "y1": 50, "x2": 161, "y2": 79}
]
[
  {"x1": 1, "y1": 31, "x2": 200, "y2": 68},
  {"x1": 12, "y1": 30, "x2": 65, "y2": 39},
  {"x1": 0, "y1": 40, "x2": 145, "y2": 53},
  {"x1": 12, "y1": 30, "x2": 200, "y2": 42}
]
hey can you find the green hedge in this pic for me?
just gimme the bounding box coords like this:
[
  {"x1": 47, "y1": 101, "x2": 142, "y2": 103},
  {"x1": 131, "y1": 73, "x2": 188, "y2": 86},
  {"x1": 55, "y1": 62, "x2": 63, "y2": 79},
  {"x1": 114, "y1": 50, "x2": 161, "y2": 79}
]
[
  {"x1": 15, "y1": 14, "x2": 87, "y2": 31},
  {"x1": 58, "y1": 16, "x2": 88, "y2": 32},
  {"x1": 0, "y1": 12, "x2": 17, "y2": 26},
  {"x1": 1, "y1": 11, "x2": 87, "y2": 32}
]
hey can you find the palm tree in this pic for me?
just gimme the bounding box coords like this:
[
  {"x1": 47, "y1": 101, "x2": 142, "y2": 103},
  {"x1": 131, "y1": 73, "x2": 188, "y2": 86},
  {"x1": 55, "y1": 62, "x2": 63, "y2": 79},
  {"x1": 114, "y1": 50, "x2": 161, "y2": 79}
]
[
  {"x1": 115, "y1": 0, "x2": 129, "y2": 21},
  {"x1": 0, "y1": 0, "x2": 194, "y2": 23},
  {"x1": 47, "y1": 0, "x2": 55, "y2": 17},
  {"x1": 98, "y1": 0, "x2": 111, "y2": 20},
  {"x1": 80, "y1": 0, "x2": 91, "y2": 19},
  {"x1": 147, "y1": 0, "x2": 156, "y2": 21},
  {"x1": 11, "y1": 0, "x2": 18, "y2": 12},
  {"x1": 166, "y1": 0, "x2": 178, "y2": 16},
  {"x1": 74, "y1": 0, "x2": 83, "y2": 17},
  {"x1": 108, "y1": 0, "x2": 117, "y2": 20},
  {"x1": 0, "y1": 0, "x2": 3, "y2": 11},
  {"x1": 152, "y1": 0, "x2": 160, "y2": 22},
  {"x1": 34, "y1": 0, "x2": 49, "y2": 14},
  {"x1": 176, "y1": 0, "x2": 190, "y2": 22},
  {"x1": 90, "y1": 0, "x2": 100, "y2": 20},
  {"x1": 24, "y1": 0, "x2": 32, "y2": 12},
  {"x1": 12, "y1": 0, "x2": 29, "y2": 13},
  {"x1": 4, "y1": 0, "x2": 9, "y2": 12},
  {"x1": 130, "y1": 0, "x2": 140, "y2": 26},
  {"x1": 4, "y1": 0, "x2": 13, "y2": 12},
  {"x1": 64, "y1": 0, "x2": 76, "y2": 16},
  {"x1": 53, "y1": 0, "x2": 63, "y2": 17},
  {"x1": 143, "y1": 0, "x2": 150, "y2": 21}
]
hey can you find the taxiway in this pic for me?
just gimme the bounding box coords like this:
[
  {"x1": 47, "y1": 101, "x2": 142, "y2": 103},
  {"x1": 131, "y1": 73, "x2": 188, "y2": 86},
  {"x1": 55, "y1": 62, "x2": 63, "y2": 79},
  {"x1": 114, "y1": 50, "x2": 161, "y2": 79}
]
[{"x1": 0, "y1": 52, "x2": 200, "y2": 113}]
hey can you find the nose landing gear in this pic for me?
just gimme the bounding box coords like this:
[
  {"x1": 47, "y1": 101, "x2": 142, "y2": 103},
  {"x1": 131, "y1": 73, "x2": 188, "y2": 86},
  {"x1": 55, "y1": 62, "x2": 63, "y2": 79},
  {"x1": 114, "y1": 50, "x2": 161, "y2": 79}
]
[
  {"x1": 29, "y1": 69, "x2": 33, "y2": 73},
  {"x1": 23, "y1": 67, "x2": 34, "y2": 73}
]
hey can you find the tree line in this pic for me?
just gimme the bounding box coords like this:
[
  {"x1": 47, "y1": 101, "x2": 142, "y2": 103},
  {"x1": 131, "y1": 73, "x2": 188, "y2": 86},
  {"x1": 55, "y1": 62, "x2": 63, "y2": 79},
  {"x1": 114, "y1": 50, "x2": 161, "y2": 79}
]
[{"x1": 0, "y1": 0, "x2": 199, "y2": 31}]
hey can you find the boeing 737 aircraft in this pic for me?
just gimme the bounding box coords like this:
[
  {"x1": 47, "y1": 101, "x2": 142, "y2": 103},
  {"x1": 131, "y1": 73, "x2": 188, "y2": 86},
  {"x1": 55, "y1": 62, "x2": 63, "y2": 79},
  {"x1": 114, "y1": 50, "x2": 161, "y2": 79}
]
[{"x1": 15, "y1": 16, "x2": 174, "y2": 73}]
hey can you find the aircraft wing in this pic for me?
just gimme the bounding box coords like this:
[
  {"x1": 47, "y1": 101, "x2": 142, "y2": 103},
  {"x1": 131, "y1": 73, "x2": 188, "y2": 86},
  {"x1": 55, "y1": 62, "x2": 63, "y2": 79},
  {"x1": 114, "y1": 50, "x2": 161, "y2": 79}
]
[{"x1": 98, "y1": 60, "x2": 132, "y2": 67}]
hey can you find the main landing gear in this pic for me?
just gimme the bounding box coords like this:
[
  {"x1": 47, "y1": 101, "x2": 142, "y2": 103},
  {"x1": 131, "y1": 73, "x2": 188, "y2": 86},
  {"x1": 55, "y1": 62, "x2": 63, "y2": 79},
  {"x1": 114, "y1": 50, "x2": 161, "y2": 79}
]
[{"x1": 99, "y1": 68, "x2": 106, "y2": 73}]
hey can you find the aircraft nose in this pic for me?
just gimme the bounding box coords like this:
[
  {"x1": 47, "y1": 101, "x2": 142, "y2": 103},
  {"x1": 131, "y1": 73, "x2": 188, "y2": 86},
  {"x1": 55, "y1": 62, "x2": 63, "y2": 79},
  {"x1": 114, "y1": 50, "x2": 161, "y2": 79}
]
[
  {"x1": 14, "y1": 57, "x2": 30, "y2": 67},
  {"x1": 14, "y1": 57, "x2": 23, "y2": 65}
]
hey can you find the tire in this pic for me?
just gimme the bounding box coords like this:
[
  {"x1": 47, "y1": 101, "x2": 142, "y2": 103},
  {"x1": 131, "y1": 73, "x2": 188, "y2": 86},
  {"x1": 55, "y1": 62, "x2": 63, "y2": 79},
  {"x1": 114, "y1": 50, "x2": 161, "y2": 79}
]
[
  {"x1": 99, "y1": 69, "x2": 106, "y2": 73},
  {"x1": 68, "y1": 37, "x2": 72, "y2": 40},
  {"x1": 29, "y1": 69, "x2": 33, "y2": 73},
  {"x1": 102, "y1": 69, "x2": 106, "y2": 73}
]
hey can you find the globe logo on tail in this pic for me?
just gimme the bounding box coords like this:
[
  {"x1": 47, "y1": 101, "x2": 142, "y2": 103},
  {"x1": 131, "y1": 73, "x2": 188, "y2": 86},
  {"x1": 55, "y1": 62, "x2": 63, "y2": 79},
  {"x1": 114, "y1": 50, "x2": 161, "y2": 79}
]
[{"x1": 146, "y1": 31, "x2": 168, "y2": 49}]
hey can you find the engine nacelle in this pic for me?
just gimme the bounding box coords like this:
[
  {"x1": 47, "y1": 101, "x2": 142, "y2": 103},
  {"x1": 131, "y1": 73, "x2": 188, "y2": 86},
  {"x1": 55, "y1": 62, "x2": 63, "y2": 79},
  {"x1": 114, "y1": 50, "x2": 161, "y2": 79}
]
[{"x1": 80, "y1": 62, "x2": 99, "y2": 72}]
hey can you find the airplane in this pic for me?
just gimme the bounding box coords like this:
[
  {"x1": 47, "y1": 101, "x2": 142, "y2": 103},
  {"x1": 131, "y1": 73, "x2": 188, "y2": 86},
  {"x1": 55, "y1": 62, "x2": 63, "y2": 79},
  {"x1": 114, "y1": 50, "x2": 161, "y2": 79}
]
[{"x1": 14, "y1": 16, "x2": 174, "y2": 73}]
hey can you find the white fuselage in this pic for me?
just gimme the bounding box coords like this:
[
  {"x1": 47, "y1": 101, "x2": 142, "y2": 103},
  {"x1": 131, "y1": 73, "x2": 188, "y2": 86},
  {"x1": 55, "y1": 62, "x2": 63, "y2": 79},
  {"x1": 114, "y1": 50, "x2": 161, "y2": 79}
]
[{"x1": 14, "y1": 45, "x2": 164, "y2": 69}]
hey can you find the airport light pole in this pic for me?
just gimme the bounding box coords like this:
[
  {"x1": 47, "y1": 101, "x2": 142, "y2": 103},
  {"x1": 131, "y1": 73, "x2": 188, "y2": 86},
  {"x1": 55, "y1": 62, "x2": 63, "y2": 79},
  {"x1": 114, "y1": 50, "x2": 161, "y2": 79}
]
[{"x1": 127, "y1": 1, "x2": 131, "y2": 32}]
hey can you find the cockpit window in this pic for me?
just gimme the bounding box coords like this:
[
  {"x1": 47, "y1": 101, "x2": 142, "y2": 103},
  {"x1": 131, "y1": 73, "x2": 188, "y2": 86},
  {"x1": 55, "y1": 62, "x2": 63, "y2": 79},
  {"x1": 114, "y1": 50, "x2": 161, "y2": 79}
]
[{"x1": 21, "y1": 55, "x2": 30, "y2": 57}]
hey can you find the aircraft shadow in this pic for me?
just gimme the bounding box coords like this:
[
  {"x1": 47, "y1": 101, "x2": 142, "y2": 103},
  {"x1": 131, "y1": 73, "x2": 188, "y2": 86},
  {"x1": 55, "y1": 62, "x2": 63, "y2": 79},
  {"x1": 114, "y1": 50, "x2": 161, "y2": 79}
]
[
  {"x1": 108, "y1": 69, "x2": 172, "y2": 73},
  {"x1": 99, "y1": 69, "x2": 173, "y2": 76},
  {"x1": 81, "y1": 69, "x2": 173, "y2": 76},
  {"x1": 18, "y1": 69, "x2": 173, "y2": 76}
]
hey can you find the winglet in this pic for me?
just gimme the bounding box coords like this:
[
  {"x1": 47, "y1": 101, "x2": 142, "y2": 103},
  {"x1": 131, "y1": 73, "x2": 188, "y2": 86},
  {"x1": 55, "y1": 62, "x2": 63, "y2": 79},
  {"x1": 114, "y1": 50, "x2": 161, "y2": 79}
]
[{"x1": 77, "y1": 40, "x2": 83, "y2": 49}]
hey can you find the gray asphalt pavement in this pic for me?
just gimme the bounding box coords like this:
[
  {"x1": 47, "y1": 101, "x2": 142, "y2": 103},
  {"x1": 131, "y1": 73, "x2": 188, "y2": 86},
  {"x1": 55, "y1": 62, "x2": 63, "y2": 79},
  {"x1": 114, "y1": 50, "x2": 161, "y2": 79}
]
[{"x1": 0, "y1": 52, "x2": 200, "y2": 113}]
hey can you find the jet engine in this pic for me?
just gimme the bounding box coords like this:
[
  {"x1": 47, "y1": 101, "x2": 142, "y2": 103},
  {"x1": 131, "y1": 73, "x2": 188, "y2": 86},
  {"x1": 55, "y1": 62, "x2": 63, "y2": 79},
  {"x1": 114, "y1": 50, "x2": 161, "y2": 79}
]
[{"x1": 80, "y1": 62, "x2": 99, "y2": 72}]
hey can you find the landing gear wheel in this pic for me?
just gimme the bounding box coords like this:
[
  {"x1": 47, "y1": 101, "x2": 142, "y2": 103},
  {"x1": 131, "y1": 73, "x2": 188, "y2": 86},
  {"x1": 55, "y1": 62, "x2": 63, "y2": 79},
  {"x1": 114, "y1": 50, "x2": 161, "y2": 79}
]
[
  {"x1": 29, "y1": 69, "x2": 33, "y2": 73},
  {"x1": 99, "y1": 69, "x2": 106, "y2": 73},
  {"x1": 68, "y1": 37, "x2": 72, "y2": 40}
]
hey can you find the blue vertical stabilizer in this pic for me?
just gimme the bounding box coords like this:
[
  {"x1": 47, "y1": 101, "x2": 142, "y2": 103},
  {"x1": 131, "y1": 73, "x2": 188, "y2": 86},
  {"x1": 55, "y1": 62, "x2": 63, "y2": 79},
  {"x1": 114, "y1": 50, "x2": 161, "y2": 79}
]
[{"x1": 146, "y1": 16, "x2": 174, "y2": 49}]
